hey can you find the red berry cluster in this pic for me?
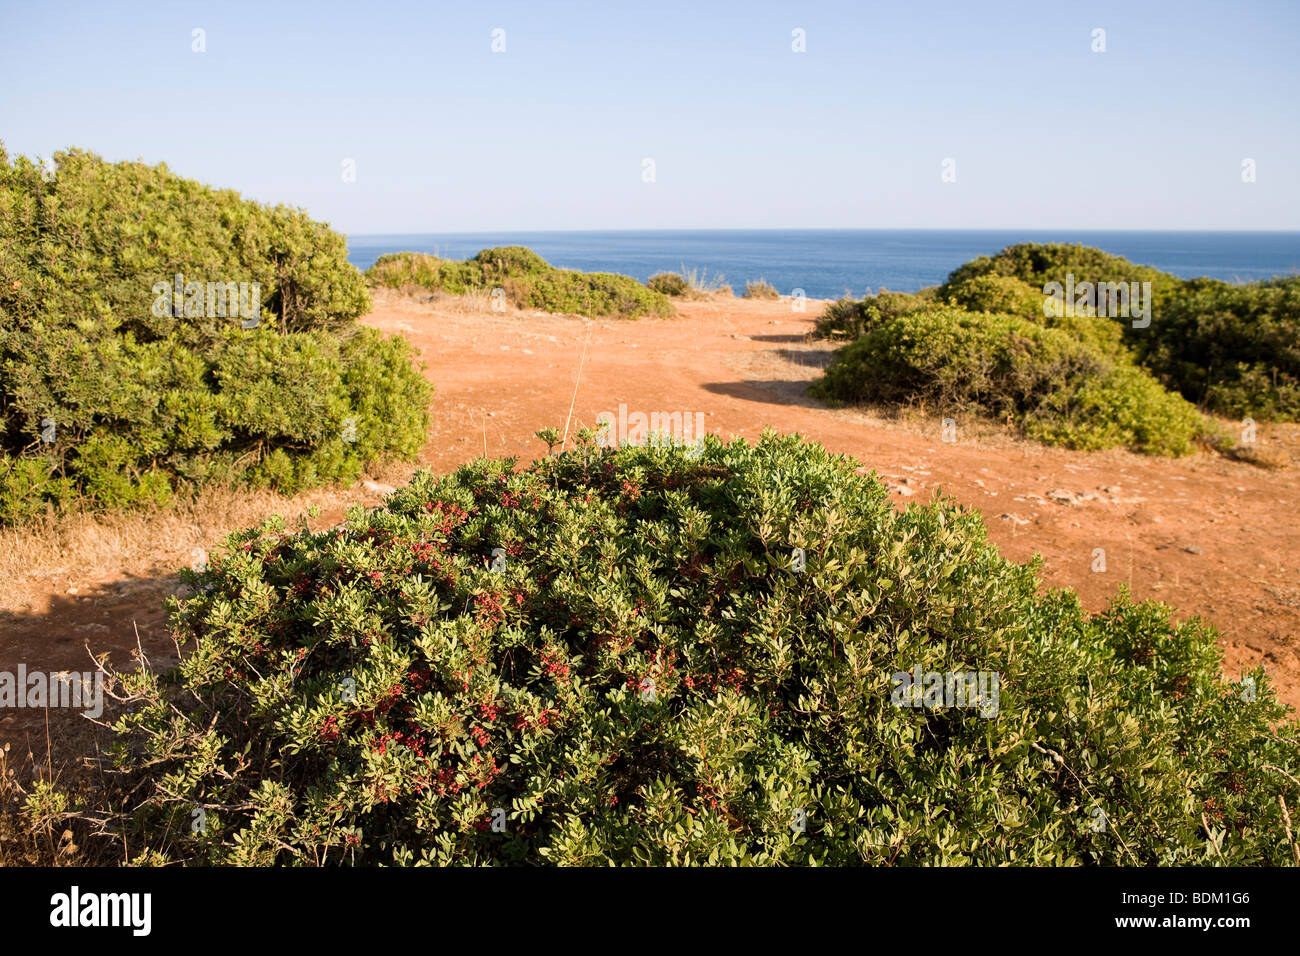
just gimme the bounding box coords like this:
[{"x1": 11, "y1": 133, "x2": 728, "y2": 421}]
[
  {"x1": 539, "y1": 649, "x2": 570, "y2": 682},
  {"x1": 371, "y1": 730, "x2": 428, "y2": 758},
  {"x1": 474, "y1": 591, "x2": 506, "y2": 628},
  {"x1": 682, "y1": 665, "x2": 746, "y2": 694},
  {"x1": 513, "y1": 707, "x2": 556, "y2": 734},
  {"x1": 422, "y1": 500, "x2": 470, "y2": 535},
  {"x1": 320, "y1": 716, "x2": 340, "y2": 742}
]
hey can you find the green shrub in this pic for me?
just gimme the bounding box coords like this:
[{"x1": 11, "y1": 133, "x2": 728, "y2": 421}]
[
  {"x1": 1023, "y1": 364, "x2": 1209, "y2": 455},
  {"x1": 810, "y1": 308, "x2": 1208, "y2": 456},
  {"x1": 86, "y1": 432, "x2": 1299, "y2": 865},
  {"x1": 367, "y1": 248, "x2": 674, "y2": 319},
  {"x1": 0, "y1": 144, "x2": 430, "y2": 522},
  {"x1": 944, "y1": 274, "x2": 1043, "y2": 320},
  {"x1": 472, "y1": 245, "x2": 552, "y2": 279},
  {"x1": 940, "y1": 242, "x2": 1173, "y2": 306},
  {"x1": 367, "y1": 252, "x2": 481, "y2": 296},
  {"x1": 743, "y1": 278, "x2": 780, "y2": 300},
  {"x1": 648, "y1": 272, "x2": 689, "y2": 296},
  {"x1": 814, "y1": 288, "x2": 935, "y2": 339},
  {"x1": 938, "y1": 243, "x2": 1300, "y2": 421},
  {"x1": 526, "y1": 269, "x2": 673, "y2": 318},
  {"x1": 0, "y1": 146, "x2": 371, "y2": 343},
  {"x1": 1138, "y1": 276, "x2": 1300, "y2": 420}
]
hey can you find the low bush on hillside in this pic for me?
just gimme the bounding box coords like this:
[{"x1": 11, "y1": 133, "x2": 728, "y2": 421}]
[
  {"x1": 1138, "y1": 276, "x2": 1300, "y2": 420},
  {"x1": 646, "y1": 265, "x2": 733, "y2": 299},
  {"x1": 943, "y1": 274, "x2": 1043, "y2": 320},
  {"x1": 937, "y1": 243, "x2": 1300, "y2": 420},
  {"x1": 940, "y1": 242, "x2": 1173, "y2": 305},
  {"x1": 810, "y1": 308, "x2": 1209, "y2": 455},
  {"x1": 64, "y1": 432, "x2": 1298, "y2": 865},
  {"x1": 0, "y1": 145, "x2": 431, "y2": 524},
  {"x1": 814, "y1": 288, "x2": 937, "y2": 339},
  {"x1": 648, "y1": 272, "x2": 690, "y2": 296},
  {"x1": 743, "y1": 278, "x2": 780, "y2": 300},
  {"x1": 367, "y1": 247, "x2": 674, "y2": 319}
]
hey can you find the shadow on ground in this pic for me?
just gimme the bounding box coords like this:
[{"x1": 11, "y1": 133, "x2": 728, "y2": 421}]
[
  {"x1": 702, "y1": 379, "x2": 831, "y2": 410},
  {"x1": 0, "y1": 573, "x2": 178, "y2": 768},
  {"x1": 747, "y1": 333, "x2": 811, "y2": 344}
]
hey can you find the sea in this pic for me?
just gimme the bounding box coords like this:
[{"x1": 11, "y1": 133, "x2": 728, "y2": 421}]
[{"x1": 345, "y1": 230, "x2": 1300, "y2": 301}]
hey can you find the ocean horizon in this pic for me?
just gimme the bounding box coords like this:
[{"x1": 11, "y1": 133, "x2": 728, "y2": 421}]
[{"x1": 345, "y1": 229, "x2": 1300, "y2": 301}]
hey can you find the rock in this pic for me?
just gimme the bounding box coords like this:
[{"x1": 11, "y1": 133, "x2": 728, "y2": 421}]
[{"x1": 362, "y1": 480, "x2": 396, "y2": 494}]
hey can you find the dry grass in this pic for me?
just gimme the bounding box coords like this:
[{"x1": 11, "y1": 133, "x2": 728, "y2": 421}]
[
  {"x1": 0, "y1": 468, "x2": 413, "y2": 616},
  {"x1": 743, "y1": 278, "x2": 780, "y2": 300},
  {"x1": 1223, "y1": 432, "x2": 1296, "y2": 470},
  {"x1": 378, "y1": 284, "x2": 526, "y2": 316},
  {"x1": 1, "y1": 738, "x2": 91, "y2": 866},
  {"x1": 678, "y1": 265, "x2": 734, "y2": 299}
]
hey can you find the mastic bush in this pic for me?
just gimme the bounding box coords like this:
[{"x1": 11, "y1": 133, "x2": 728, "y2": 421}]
[
  {"x1": 813, "y1": 288, "x2": 936, "y2": 339},
  {"x1": 647, "y1": 272, "x2": 689, "y2": 296},
  {"x1": 938, "y1": 243, "x2": 1300, "y2": 420},
  {"x1": 939, "y1": 242, "x2": 1174, "y2": 306},
  {"x1": 809, "y1": 308, "x2": 1208, "y2": 455},
  {"x1": 1139, "y1": 276, "x2": 1300, "y2": 421},
  {"x1": 367, "y1": 247, "x2": 674, "y2": 319},
  {"x1": 943, "y1": 274, "x2": 1043, "y2": 321},
  {"x1": 0, "y1": 144, "x2": 431, "y2": 522},
  {"x1": 0, "y1": 145, "x2": 372, "y2": 342},
  {"x1": 86, "y1": 432, "x2": 1298, "y2": 865},
  {"x1": 367, "y1": 252, "x2": 481, "y2": 297}
]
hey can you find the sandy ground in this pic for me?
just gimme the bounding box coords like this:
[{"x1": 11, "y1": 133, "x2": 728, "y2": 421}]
[{"x1": 3, "y1": 292, "x2": 1298, "y2": 762}]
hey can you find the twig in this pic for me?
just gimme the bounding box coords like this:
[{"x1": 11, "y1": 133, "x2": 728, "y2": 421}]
[
  {"x1": 561, "y1": 320, "x2": 594, "y2": 453},
  {"x1": 1279, "y1": 795, "x2": 1300, "y2": 866},
  {"x1": 1201, "y1": 813, "x2": 1228, "y2": 864}
]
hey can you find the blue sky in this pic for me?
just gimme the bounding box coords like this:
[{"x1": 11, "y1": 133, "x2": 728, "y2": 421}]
[{"x1": 1, "y1": 0, "x2": 1297, "y2": 233}]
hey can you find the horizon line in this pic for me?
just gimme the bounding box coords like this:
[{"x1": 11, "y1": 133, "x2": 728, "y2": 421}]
[{"x1": 345, "y1": 226, "x2": 1300, "y2": 237}]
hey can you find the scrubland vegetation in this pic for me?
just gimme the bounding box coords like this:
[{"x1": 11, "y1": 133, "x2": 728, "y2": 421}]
[
  {"x1": 31, "y1": 433, "x2": 1300, "y2": 865},
  {"x1": 0, "y1": 145, "x2": 431, "y2": 526},
  {"x1": 648, "y1": 265, "x2": 733, "y2": 298},
  {"x1": 367, "y1": 246, "x2": 674, "y2": 319},
  {"x1": 743, "y1": 278, "x2": 780, "y2": 299},
  {"x1": 3, "y1": 151, "x2": 1297, "y2": 867},
  {"x1": 811, "y1": 243, "x2": 1300, "y2": 456}
]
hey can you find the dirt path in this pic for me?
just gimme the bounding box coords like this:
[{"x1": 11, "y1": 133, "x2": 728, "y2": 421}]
[
  {"x1": 3, "y1": 292, "x2": 1297, "y2": 761},
  {"x1": 369, "y1": 293, "x2": 1300, "y2": 705}
]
